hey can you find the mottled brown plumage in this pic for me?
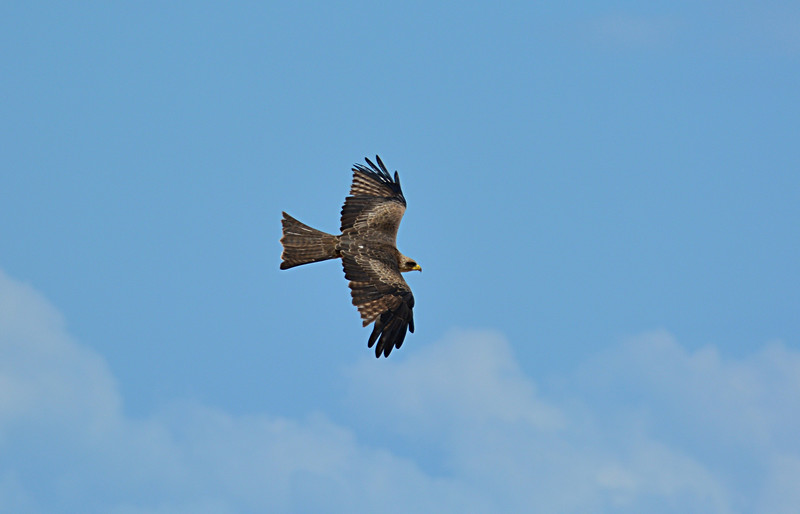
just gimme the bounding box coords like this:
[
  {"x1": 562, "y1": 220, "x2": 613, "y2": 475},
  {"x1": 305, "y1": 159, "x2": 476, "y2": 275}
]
[{"x1": 280, "y1": 156, "x2": 421, "y2": 357}]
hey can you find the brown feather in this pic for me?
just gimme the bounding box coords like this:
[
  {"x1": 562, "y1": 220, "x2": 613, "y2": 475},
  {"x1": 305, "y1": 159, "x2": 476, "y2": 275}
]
[
  {"x1": 279, "y1": 212, "x2": 340, "y2": 270},
  {"x1": 280, "y1": 156, "x2": 418, "y2": 357}
]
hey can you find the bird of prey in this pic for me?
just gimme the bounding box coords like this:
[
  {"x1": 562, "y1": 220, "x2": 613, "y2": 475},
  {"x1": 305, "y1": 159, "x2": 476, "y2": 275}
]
[{"x1": 280, "y1": 156, "x2": 421, "y2": 357}]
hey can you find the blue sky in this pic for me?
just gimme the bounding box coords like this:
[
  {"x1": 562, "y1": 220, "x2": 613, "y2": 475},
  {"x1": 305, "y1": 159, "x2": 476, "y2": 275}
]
[{"x1": 1, "y1": 1, "x2": 798, "y2": 512}]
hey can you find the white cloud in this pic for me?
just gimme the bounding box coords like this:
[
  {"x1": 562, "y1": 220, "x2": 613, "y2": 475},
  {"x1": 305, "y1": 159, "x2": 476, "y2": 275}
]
[
  {"x1": 0, "y1": 270, "x2": 486, "y2": 513},
  {"x1": 346, "y1": 330, "x2": 565, "y2": 435},
  {"x1": 346, "y1": 330, "x2": 732, "y2": 513},
  {"x1": 0, "y1": 271, "x2": 119, "y2": 429},
  {"x1": 572, "y1": 330, "x2": 800, "y2": 451},
  {"x1": 1, "y1": 270, "x2": 799, "y2": 512}
]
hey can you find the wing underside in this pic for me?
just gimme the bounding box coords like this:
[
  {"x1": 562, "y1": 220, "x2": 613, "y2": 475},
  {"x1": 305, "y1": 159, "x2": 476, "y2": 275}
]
[{"x1": 341, "y1": 246, "x2": 415, "y2": 358}]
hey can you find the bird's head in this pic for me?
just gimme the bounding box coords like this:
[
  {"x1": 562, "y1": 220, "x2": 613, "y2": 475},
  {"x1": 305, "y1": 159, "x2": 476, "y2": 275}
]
[{"x1": 399, "y1": 256, "x2": 422, "y2": 273}]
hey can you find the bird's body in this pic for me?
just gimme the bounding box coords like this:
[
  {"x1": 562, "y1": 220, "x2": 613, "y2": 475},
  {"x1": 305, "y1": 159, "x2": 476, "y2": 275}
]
[{"x1": 279, "y1": 156, "x2": 420, "y2": 357}]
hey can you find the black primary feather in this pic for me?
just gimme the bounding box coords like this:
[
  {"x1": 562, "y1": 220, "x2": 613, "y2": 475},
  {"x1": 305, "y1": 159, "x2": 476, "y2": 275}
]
[
  {"x1": 367, "y1": 292, "x2": 415, "y2": 358},
  {"x1": 352, "y1": 155, "x2": 406, "y2": 205}
]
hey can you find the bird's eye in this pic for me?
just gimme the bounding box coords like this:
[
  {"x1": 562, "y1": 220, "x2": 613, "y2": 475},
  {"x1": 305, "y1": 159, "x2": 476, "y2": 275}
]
[{"x1": 407, "y1": 261, "x2": 416, "y2": 267}]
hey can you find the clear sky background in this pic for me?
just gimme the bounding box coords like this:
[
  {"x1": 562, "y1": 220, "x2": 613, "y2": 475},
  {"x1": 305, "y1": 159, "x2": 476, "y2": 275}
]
[{"x1": 1, "y1": 2, "x2": 799, "y2": 512}]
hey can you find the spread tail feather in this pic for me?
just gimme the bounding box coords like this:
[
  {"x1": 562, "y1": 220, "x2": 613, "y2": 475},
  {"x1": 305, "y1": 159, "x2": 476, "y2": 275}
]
[{"x1": 280, "y1": 212, "x2": 340, "y2": 270}]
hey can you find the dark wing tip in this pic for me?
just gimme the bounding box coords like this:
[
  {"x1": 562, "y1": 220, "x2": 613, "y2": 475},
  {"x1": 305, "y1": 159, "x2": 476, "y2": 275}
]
[
  {"x1": 366, "y1": 293, "x2": 414, "y2": 358},
  {"x1": 355, "y1": 156, "x2": 392, "y2": 181},
  {"x1": 351, "y1": 156, "x2": 404, "y2": 199},
  {"x1": 375, "y1": 155, "x2": 388, "y2": 174}
]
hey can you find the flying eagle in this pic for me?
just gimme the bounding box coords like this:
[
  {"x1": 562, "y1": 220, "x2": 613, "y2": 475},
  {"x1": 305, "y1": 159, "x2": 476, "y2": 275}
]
[{"x1": 280, "y1": 156, "x2": 421, "y2": 357}]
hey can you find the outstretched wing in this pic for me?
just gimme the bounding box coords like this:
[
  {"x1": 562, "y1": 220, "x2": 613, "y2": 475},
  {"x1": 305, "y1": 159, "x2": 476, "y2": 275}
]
[
  {"x1": 340, "y1": 155, "x2": 406, "y2": 237},
  {"x1": 339, "y1": 156, "x2": 414, "y2": 358},
  {"x1": 341, "y1": 250, "x2": 415, "y2": 358}
]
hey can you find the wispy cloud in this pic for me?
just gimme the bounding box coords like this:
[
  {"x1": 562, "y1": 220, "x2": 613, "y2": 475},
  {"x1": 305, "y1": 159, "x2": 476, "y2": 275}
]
[
  {"x1": 346, "y1": 330, "x2": 732, "y2": 513},
  {"x1": 1, "y1": 269, "x2": 798, "y2": 512},
  {"x1": 587, "y1": 14, "x2": 676, "y2": 48},
  {"x1": 585, "y1": 8, "x2": 800, "y2": 54}
]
